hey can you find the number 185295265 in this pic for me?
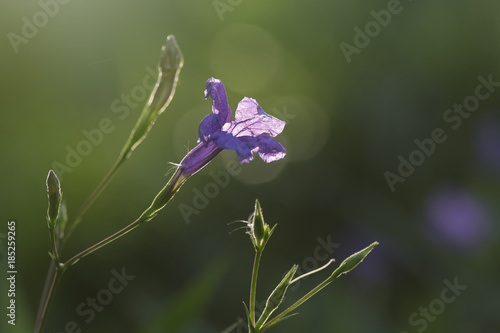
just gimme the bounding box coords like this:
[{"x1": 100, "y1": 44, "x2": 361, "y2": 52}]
[{"x1": 7, "y1": 221, "x2": 16, "y2": 270}]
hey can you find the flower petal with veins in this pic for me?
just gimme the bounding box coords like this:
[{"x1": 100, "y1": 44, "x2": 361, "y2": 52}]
[{"x1": 181, "y1": 78, "x2": 287, "y2": 176}]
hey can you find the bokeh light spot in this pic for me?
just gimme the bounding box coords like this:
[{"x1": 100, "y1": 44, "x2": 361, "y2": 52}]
[{"x1": 209, "y1": 23, "x2": 280, "y2": 94}]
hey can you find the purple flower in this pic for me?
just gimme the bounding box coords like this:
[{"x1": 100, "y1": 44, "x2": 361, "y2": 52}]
[
  {"x1": 180, "y1": 78, "x2": 286, "y2": 176},
  {"x1": 423, "y1": 187, "x2": 494, "y2": 250}
]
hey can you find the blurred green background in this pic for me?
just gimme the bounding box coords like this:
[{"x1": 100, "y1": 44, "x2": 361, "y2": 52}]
[{"x1": 1, "y1": 0, "x2": 499, "y2": 332}]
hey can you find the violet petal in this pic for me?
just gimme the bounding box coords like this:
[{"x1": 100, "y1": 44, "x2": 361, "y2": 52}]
[
  {"x1": 198, "y1": 113, "x2": 222, "y2": 143},
  {"x1": 214, "y1": 132, "x2": 253, "y2": 163},
  {"x1": 204, "y1": 78, "x2": 232, "y2": 125},
  {"x1": 240, "y1": 135, "x2": 286, "y2": 163},
  {"x1": 180, "y1": 141, "x2": 223, "y2": 176},
  {"x1": 230, "y1": 97, "x2": 285, "y2": 138}
]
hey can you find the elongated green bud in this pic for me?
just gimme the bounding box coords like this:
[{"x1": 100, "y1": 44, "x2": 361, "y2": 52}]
[
  {"x1": 248, "y1": 199, "x2": 275, "y2": 252},
  {"x1": 120, "y1": 35, "x2": 184, "y2": 159},
  {"x1": 46, "y1": 170, "x2": 62, "y2": 228},
  {"x1": 252, "y1": 199, "x2": 265, "y2": 243},
  {"x1": 256, "y1": 265, "x2": 298, "y2": 328},
  {"x1": 329, "y1": 242, "x2": 379, "y2": 281},
  {"x1": 148, "y1": 34, "x2": 184, "y2": 115}
]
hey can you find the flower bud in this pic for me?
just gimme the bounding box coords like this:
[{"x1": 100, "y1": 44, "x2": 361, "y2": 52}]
[
  {"x1": 248, "y1": 199, "x2": 275, "y2": 252},
  {"x1": 329, "y1": 242, "x2": 379, "y2": 281},
  {"x1": 149, "y1": 34, "x2": 184, "y2": 115},
  {"x1": 120, "y1": 35, "x2": 183, "y2": 159}
]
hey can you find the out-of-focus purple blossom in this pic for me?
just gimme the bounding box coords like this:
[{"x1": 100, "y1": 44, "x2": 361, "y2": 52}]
[
  {"x1": 475, "y1": 114, "x2": 500, "y2": 170},
  {"x1": 423, "y1": 187, "x2": 494, "y2": 249},
  {"x1": 180, "y1": 78, "x2": 286, "y2": 176}
]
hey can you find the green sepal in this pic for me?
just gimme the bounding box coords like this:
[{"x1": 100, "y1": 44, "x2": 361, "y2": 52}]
[
  {"x1": 140, "y1": 167, "x2": 188, "y2": 223},
  {"x1": 46, "y1": 170, "x2": 62, "y2": 228},
  {"x1": 242, "y1": 301, "x2": 255, "y2": 332},
  {"x1": 55, "y1": 199, "x2": 68, "y2": 239}
]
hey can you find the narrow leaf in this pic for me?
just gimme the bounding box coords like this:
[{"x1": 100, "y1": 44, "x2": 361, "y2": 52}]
[{"x1": 256, "y1": 265, "x2": 298, "y2": 328}]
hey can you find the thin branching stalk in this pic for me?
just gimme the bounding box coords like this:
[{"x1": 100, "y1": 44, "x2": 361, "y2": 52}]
[
  {"x1": 34, "y1": 165, "x2": 186, "y2": 332},
  {"x1": 35, "y1": 35, "x2": 183, "y2": 333},
  {"x1": 64, "y1": 35, "x2": 183, "y2": 242},
  {"x1": 34, "y1": 260, "x2": 56, "y2": 333},
  {"x1": 260, "y1": 273, "x2": 333, "y2": 331},
  {"x1": 261, "y1": 242, "x2": 378, "y2": 331}
]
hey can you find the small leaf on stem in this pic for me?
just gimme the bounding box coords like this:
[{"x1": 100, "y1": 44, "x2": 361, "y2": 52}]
[{"x1": 256, "y1": 265, "x2": 298, "y2": 328}]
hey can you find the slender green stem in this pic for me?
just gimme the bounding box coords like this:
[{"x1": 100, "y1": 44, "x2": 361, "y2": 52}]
[
  {"x1": 35, "y1": 231, "x2": 70, "y2": 333},
  {"x1": 35, "y1": 158, "x2": 120, "y2": 333},
  {"x1": 35, "y1": 166, "x2": 186, "y2": 332},
  {"x1": 261, "y1": 242, "x2": 378, "y2": 331},
  {"x1": 221, "y1": 321, "x2": 240, "y2": 333},
  {"x1": 260, "y1": 274, "x2": 332, "y2": 331},
  {"x1": 34, "y1": 260, "x2": 64, "y2": 333},
  {"x1": 290, "y1": 259, "x2": 335, "y2": 284},
  {"x1": 49, "y1": 230, "x2": 61, "y2": 265},
  {"x1": 35, "y1": 36, "x2": 183, "y2": 333},
  {"x1": 34, "y1": 260, "x2": 55, "y2": 332},
  {"x1": 64, "y1": 157, "x2": 124, "y2": 242},
  {"x1": 249, "y1": 250, "x2": 263, "y2": 327},
  {"x1": 64, "y1": 166, "x2": 186, "y2": 268},
  {"x1": 63, "y1": 35, "x2": 183, "y2": 242},
  {"x1": 63, "y1": 216, "x2": 142, "y2": 267}
]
